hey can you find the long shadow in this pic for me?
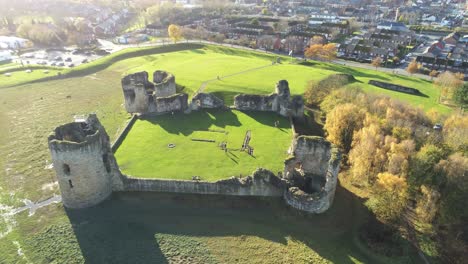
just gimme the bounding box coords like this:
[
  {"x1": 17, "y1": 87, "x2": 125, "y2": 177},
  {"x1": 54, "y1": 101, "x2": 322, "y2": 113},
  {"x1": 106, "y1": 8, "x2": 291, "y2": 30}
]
[
  {"x1": 141, "y1": 109, "x2": 241, "y2": 136},
  {"x1": 64, "y1": 182, "x2": 421, "y2": 264},
  {"x1": 293, "y1": 111, "x2": 324, "y2": 136},
  {"x1": 189, "y1": 49, "x2": 206, "y2": 54}
]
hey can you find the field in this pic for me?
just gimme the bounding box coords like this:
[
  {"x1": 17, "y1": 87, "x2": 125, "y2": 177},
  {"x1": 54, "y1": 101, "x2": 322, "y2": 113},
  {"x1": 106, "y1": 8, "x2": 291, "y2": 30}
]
[
  {"x1": 0, "y1": 43, "x2": 441, "y2": 263},
  {"x1": 115, "y1": 110, "x2": 292, "y2": 181},
  {"x1": 1, "y1": 189, "x2": 421, "y2": 264}
]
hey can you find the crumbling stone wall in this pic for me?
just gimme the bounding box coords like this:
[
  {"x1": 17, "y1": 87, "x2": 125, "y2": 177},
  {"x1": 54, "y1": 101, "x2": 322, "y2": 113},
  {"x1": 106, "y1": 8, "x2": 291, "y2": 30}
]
[
  {"x1": 234, "y1": 94, "x2": 278, "y2": 112},
  {"x1": 233, "y1": 80, "x2": 304, "y2": 118},
  {"x1": 48, "y1": 114, "x2": 123, "y2": 208},
  {"x1": 290, "y1": 95, "x2": 305, "y2": 119},
  {"x1": 190, "y1": 93, "x2": 225, "y2": 110},
  {"x1": 49, "y1": 111, "x2": 339, "y2": 213},
  {"x1": 283, "y1": 136, "x2": 341, "y2": 213},
  {"x1": 153, "y1": 70, "x2": 176, "y2": 97},
  {"x1": 369, "y1": 80, "x2": 421, "y2": 95},
  {"x1": 121, "y1": 70, "x2": 187, "y2": 115},
  {"x1": 122, "y1": 168, "x2": 285, "y2": 197},
  {"x1": 153, "y1": 93, "x2": 188, "y2": 113}
]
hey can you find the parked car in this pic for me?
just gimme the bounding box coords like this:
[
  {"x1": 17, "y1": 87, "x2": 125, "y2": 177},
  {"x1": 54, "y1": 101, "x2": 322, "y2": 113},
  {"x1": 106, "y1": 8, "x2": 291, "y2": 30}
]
[
  {"x1": 81, "y1": 59, "x2": 88, "y2": 64},
  {"x1": 54, "y1": 56, "x2": 62, "y2": 61},
  {"x1": 65, "y1": 57, "x2": 72, "y2": 62},
  {"x1": 68, "y1": 63, "x2": 75, "y2": 67},
  {"x1": 58, "y1": 62, "x2": 65, "y2": 67},
  {"x1": 50, "y1": 62, "x2": 57, "y2": 66}
]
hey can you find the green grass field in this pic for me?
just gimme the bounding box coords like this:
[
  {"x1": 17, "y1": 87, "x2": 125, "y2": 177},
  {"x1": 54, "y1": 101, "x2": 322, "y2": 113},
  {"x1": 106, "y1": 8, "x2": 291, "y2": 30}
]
[
  {"x1": 0, "y1": 68, "x2": 63, "y2": 87},
  {"x1": 0, "y1": 43, "x2": 440, "y2": 263},
  {"x1": 1, "y1": 189, "x2": 421, "y2": 264},
  {"x1": 115, "y1": 110, "x2": 292, "y2": 181}
]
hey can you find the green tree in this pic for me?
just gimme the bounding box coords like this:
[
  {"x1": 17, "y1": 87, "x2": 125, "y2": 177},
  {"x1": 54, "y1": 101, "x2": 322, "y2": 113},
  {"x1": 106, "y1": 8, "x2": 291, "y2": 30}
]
[
  {"x1": 453, "y1": 83, "x2": 468, "y2": 110},
  {"x1": 250, "y1": 18, "x2": 259, "y2": 26},
  {"x1": 410, "y1": 144, "x2": 448, "y2": 187}
]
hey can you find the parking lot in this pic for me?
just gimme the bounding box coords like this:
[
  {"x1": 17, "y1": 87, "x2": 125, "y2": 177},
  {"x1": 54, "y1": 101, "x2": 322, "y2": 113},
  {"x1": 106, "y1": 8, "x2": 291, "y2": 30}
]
[{"x1": 16, "y1": 48, "x2": 111, "y2": 68}]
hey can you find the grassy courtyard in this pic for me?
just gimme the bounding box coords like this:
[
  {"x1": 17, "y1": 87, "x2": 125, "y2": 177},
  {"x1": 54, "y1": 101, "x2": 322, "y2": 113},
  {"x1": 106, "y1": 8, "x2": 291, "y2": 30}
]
[{"x1": 115, "y1": 110, "x2": 292, "y2": 181}]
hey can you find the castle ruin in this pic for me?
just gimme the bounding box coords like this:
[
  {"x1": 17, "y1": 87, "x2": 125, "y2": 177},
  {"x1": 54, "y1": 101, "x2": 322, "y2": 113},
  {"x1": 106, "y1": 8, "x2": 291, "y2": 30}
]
[
  {"x1": 48, "y1": 114, "x2": 123, "y2": 208},
  {"x1": 48, "y1": 71, "x2": 340, "y2": 213},
  {"x1": 233, "y1": 80, "x2": 304, "y2": 118},
  {"x1": 121, "y1": 71, "x2": 188, "y2": 114},
  {"x1": 121, "y1": 70, "x2": 304, "y2": 118}
]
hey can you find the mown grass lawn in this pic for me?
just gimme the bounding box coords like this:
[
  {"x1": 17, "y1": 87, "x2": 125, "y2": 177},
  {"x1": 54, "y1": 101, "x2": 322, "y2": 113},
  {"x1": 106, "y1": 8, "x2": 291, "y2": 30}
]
[
  {"x1": 4, "y1": 188, "x2": 421, "y2": 264},
  {"x1": 115, "y1": 110, "x2": 292, "y2": 181},
  {"x1": 0, "y1": 68, "x2": 63, "y2": 87}
]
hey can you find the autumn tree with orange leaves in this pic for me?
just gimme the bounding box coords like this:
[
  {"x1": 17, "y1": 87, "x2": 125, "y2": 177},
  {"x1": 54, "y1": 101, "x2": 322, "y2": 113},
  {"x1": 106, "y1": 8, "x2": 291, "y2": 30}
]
[{"x1": 304, "y1": 43, "x2": 337, "y2": 61}]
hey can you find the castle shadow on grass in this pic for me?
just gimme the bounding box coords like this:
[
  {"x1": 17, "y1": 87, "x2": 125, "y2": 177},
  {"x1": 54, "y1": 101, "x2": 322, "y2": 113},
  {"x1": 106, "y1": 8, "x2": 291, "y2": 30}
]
[
  {"x1": 142, "y1": 109, "x2": 242, "y2": 136},
  {"x1": 141, "y1": 109, "x2": 290, "y2": 136},
  {"x1": 63, "y1": 184, "x2": 419, "y2": 264}
]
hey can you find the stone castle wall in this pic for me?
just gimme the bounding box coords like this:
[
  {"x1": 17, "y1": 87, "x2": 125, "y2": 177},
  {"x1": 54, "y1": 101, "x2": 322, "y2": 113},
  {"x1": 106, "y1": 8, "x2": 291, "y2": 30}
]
[
  {"x1": 233, "y1": 80, "x2": 303, "y2": 118},
  {"x1": 122, "y1": 71, "x2": 304, "y2": 119},
  {"x1": 368, "y1": 80, "x2": 421, "y2": 95},
  {"x1": 49, "y1": 72, "x2": 340, "y2": 212},
  {"x1": 153, "y1": 70, "x2": 176, "y2": 97},
  {"x1": 283, "y1": 136, "x2": 341, "y2": 213},
  {"x1": 121, "y1": 70, "x2": 187, "y2": 115},
  {"x1": 48, "y1": 115, "x2": 340, "y2": 213},
  {"x1": 121, "y1": 169, "x2": 285, "y2": 197},
  {"x1": 48, "y1": 115, "x2": 123, "y2": 208},
  {"x1": 190, "y1": 93, "x2": 225, "y2": 110},
  {"x1": 111, "y1": 114, "x2": 138, "y2": 152},
  {"x1": 234, "y1": 93, "x2": 278, "y2": 112}
]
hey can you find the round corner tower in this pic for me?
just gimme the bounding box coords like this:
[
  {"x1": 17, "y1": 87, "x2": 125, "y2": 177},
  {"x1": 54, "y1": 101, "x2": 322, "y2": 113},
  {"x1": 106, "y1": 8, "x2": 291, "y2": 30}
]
[{"x1": 48, "y1": 114, "x2": 120, "y2": 208}]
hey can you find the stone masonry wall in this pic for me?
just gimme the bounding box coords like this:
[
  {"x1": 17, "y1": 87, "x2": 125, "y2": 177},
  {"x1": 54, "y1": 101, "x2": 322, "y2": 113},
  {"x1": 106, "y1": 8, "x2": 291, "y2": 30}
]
[
  {"x1": 283, "y1": 136, "x2": 341, "y2": 213},
  {"x1": 153, "y1": 93, "x2": 188, "y2": 113},
  {"x1": 153, "y1": 70, "x2": 176, "y2": 97},
  {"x1": 121, "y1": 168, "x2": 285, "y2": 197},
  {"x1": 190, "y1": 93, "x2": 225, "y2": 110},
  {"x1": 369, "y1": 80, "x2": 421, "y2": 95},
  {"x1": 48, "y1": 115, "x2": 123, "y2": 208},
  {"x1": 233, "y1": 94, "x2": 278, "y2": 112}
]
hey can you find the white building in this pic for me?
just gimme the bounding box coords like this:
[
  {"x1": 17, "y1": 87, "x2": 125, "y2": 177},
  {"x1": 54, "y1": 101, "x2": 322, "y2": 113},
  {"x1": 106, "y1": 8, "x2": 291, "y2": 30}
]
[
  {"x1": 0, "y1": 36, "x2": 32, "y2": 49},
  {"x1": 0, "y1": 50, "x2": 12, "y2": 63}
]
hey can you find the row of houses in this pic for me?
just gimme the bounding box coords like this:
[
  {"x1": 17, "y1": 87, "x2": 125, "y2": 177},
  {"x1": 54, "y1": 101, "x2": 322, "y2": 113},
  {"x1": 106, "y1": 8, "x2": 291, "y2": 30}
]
[
  {"x1": 338, "y1": 26, "x2": 418, "y2": 62},
  {"x1": 416, "y1": 32, "x2": 468, "y2": 70}
]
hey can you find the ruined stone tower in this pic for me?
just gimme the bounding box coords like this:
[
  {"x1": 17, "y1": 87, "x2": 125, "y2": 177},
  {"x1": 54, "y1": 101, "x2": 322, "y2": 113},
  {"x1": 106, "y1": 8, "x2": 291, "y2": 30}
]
[
  {"x1": 48, "y1": 114, "x2": 123, "y2": 208},
  {"x1": 121, "y1": 70, "x2": 188, "y2": 115}
]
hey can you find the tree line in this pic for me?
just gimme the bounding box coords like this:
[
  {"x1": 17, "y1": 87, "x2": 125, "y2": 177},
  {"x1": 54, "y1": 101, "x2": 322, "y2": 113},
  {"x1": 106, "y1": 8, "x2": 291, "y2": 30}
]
[{"x1": 304, "y1": 78, "x2": 467, "y2": 263}]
